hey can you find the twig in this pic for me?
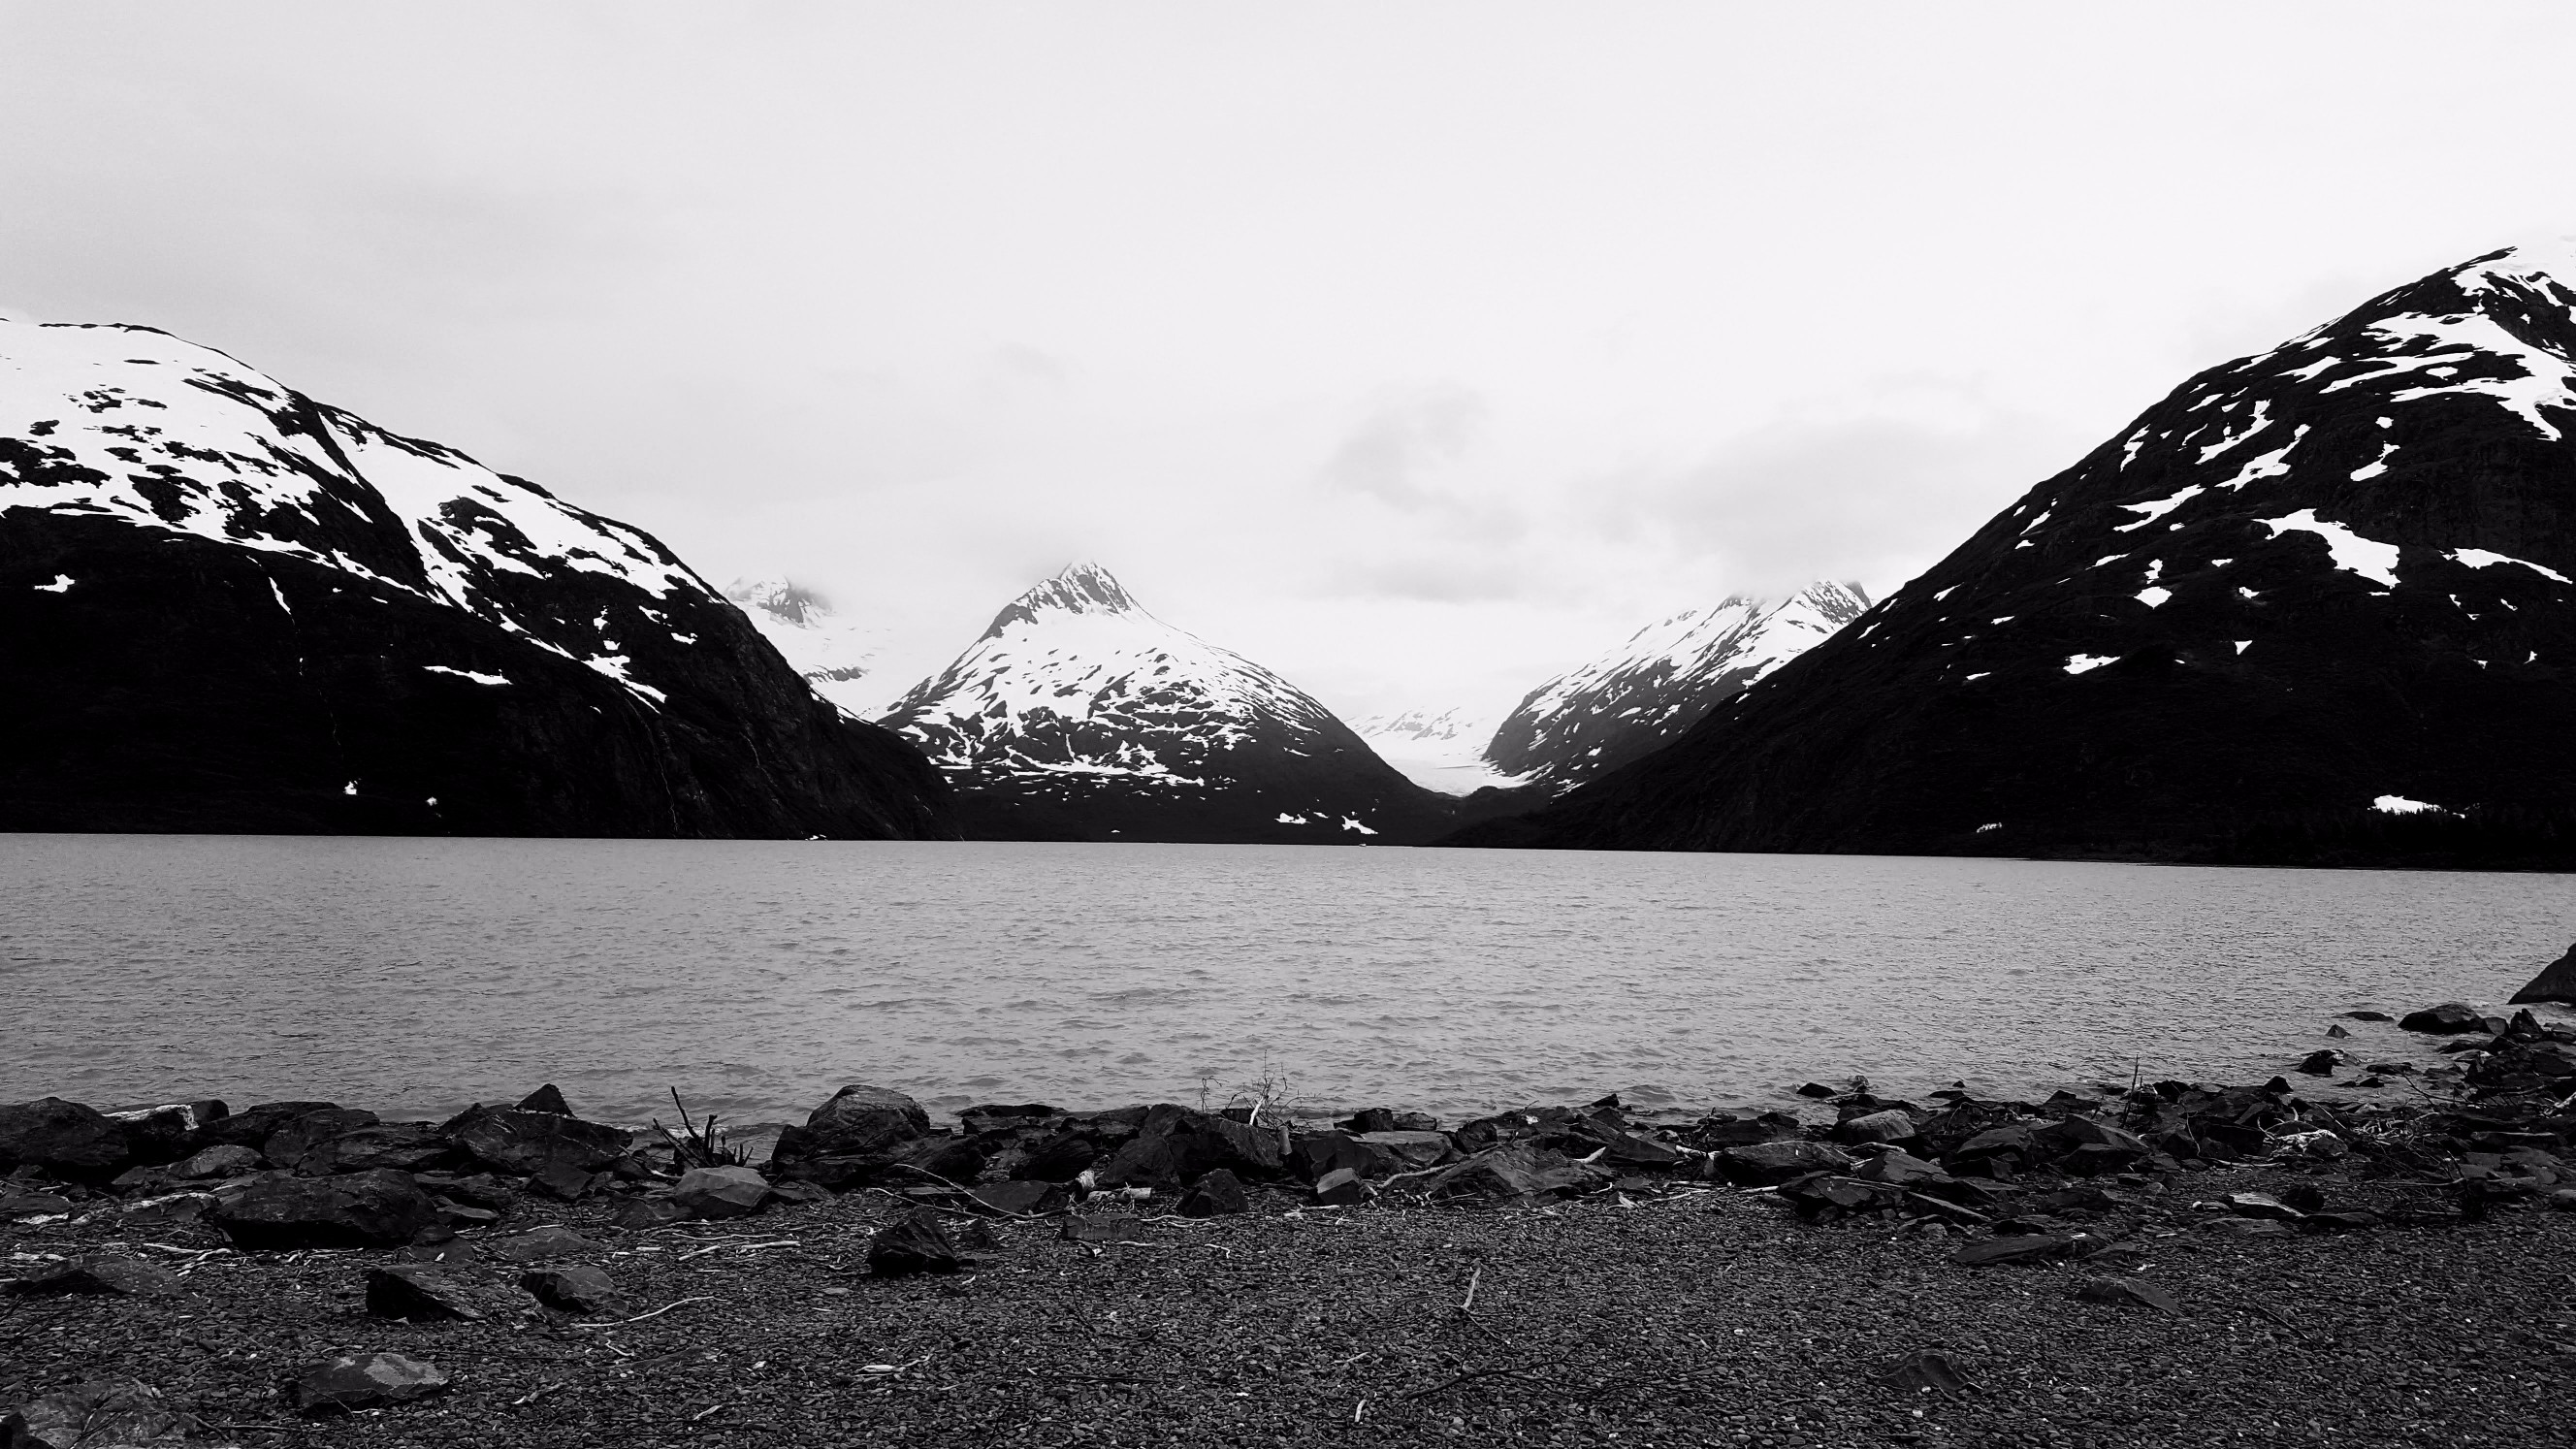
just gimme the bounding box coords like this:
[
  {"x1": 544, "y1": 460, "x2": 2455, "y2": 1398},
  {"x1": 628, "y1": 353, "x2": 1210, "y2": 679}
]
[
  {"x1": 678, "y1": 1239, "x2": 800, "y2": 1261},
  {"x1": 1459, "y1": 1265, "x2": 1481, "y2": 1313},
  {"x1": 691, "y1": 1402, "x2": 724, "y2": 1423},
  {"x1": 509, "y1": 1380, "x2": 569, "y2": 1408},
  {"x1": 197, "y1": 1425, "x2": 324, "y2": 1437},
  {"x1": 567, "y1": 1295, "x2": 716, "y2": 1329}
]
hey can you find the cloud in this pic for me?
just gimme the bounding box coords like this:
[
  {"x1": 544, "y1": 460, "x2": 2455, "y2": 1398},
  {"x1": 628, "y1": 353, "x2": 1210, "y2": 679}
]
[{"x1": 1319, "y1": 385, "x2": 1487, "y2": 508}]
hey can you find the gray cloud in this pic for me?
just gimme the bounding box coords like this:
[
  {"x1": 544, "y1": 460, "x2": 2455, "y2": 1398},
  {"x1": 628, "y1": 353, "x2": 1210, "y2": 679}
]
[{"x1": 1320, "y1": 386, "x2": 1487, "y2": 509}]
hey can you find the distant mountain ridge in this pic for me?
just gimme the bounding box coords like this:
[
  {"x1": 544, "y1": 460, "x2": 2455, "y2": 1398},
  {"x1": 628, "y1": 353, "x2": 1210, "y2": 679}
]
[
  {"x1": 0, "y1": 318, "x2": 948, "y2": 838},
  {"x1": 884, "y1": 563, "x2": 1461, "y2": 842},
  {"x1": 1468, "y1": 240, "x2": 2576, "y2": 866},
  {"x1": 1484, "y1": 581, "x2": 1868, "y2": 789},
  {"x1": 725, "y1": 577, "x2": 891, "y2": 717}
]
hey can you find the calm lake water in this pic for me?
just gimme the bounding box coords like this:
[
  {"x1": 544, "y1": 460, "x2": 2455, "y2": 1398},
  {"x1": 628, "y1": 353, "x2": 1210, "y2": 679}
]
[{"x1": 2, "y1": 835, "x2": 2569, "y2": 1130}]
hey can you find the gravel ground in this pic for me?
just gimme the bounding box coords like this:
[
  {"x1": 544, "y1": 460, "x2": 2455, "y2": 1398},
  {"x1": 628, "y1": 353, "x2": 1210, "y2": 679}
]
[{"x1": 6, "y1": 1166, "x2": 2570, "y2": 1448}]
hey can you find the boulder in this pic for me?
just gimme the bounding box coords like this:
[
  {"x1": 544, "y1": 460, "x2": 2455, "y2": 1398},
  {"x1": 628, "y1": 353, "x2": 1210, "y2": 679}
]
[
  {"x1": 2294, "y1": 1050, "x2": 2339, "y2": 1077},
  {"x1": 1420, "y1": 1144, "x2": 1606, "y2": 1202},
  {"x1": 971, "y1": 1179, "x2": 1068, "y2": 1217},
  {"x1": 670, "y1": 1166, "x2": 773, "y2": 1220},
  {"x1": 2399, "y1": 1002, "x2": 2491, "y2": 1035},
  {"x1": 170, "y1": 1144, "x2": 264, "y2": 1180},
  {"x1": 868, "y1": 1207, "x2": 964, "y2": 1275},
  {"x1": 2074, "y1": 1276, "x2": 2181, "y2": 1313},
  {"x1": 364, "y1": 1265, "x2": 490, "y2": 1322},
  {"x1": 768, "y1": 1085, "x2": 940, "y2": 1188},
  {"x1": 1954, "y1": 1234, "x2": 2077, "y2": 1268},
  {"x1": 2325, "y1": 1023, "x2": 2352, "y2": 1039},
  {"x1": 4, "y1": 1377, "x2": 196, "y2": 1448},
  {"x1": 520, "y1": 1264, "x2": 620, "y2": 1314},
  {"x1": 283, "y1": 1353, "x2": 450, "y2": 1415},
  {"x1": 1291, "y1": 1131, "x2": 1395, "y2": 1182},
  {"x1": 103, "y1": 1106, "x2": 206, "y2": 1166},
  {"x1": 1310, "y1": 1168, "x2": 1368, "y2": 1207},
  {"x1": 192, "y1": 1101, "x2": 338, "y2": 1151},
  {"x1": 0, "y1": 1193, "x2": 75, "y2": 1219},
  {"x1": 1093, "y1": 1105, "x2": 1283, "y2": 1189},
  {"x1": 210, "y1": 1169, "x2": 440, "y2": 1249},
  {"x1": 441, "y1": 1105, "x2": 630, "y2": 1177},
  {"x1": 1795, "y1": 1082, "x2": 1839, "y2": 1099},
  {"x1": 1008, "y1": 1130, "x2": 1100, "y2": 1183},
  {"x1": 1689, "y1": 1112, "x2": 1801, "y2": 1149},
  {"x1": 2510, "y1": 944, "x2": 2576, "y2": 1006},
  {"x1": 1179, "y1": 1169, "x2": 1250, "y2": 1217},
  {"x1": 4, "y1": 1257, "x2": 179, "y2": 1299},
  {"x1": 121, "y1": 1193, "x2": 216, "y2": 1227},
  {"x1": 2224, "y1": 1192, "x2": 2302, "y2": 1220},
  {"x1": 958, "y1": 1103, "x2": 1058, "y2": 1139},
  {"x1": 0, "y1": 1098, "x2": 132, "y2": 1179},
  {"x1": 525, "y1": 1161, "x2": 606, "y2": 1203},
  {"x1": 514, "y1": 1084, "x2": 574, "y2": 1115},
  {"x1": 482, "y1": 1226, "x2": 603, "y2": 1263},
  {"x1": 1834, "y1": 1109, "x2": 1920, "y2": 1145},
  {"x1": 1338, "y1": 1108, "x2": 1401, "y2": 1134},
  {"x1": 1354, "y1": 1130, "x2": 1455, "y2": 1171},
  {"x1": 292, "y1": 1122, "x2": 453, "y2": 1176},
  {"x1": 1710, "y1": 1141, "x2": 1854, "y2": 1186},
  {"x1": 259, "y1": 1109, "x2": 380, "y2": 1172}
]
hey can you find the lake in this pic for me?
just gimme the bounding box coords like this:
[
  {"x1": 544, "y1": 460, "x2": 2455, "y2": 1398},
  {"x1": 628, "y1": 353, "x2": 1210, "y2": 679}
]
[{"x1": 2, "y1": 834, "x2": 2568, "y2": 1131}]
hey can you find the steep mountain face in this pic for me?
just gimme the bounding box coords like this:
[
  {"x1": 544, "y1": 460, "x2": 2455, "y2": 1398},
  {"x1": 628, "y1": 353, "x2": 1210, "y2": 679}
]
[
  {"x1": 0, "y1": 319, "x2": 948, "y2": 838},
  {"x1": 884, "y1": 564, "x2": 1457, "y2": 842},
  {"x1": 1483, "y1": 581, "x2": 1868, "y2": 791},
  {"x1": 724, "y1": 578, "x2": 892, "y2": 718},
  {"x1": 1477, "y1": 242, "x2": 2576, "y2": 866}
]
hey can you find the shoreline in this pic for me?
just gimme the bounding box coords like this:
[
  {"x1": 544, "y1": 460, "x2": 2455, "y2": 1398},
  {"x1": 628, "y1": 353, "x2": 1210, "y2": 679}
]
[{"x1": 5, "y1": 1000, "x2": 2573, "y2": 1445}]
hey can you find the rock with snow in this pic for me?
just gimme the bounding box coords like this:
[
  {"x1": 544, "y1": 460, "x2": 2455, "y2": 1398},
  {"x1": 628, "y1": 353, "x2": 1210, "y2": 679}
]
[
  {"x1": 1472, "y1": 242, "x2": 2576, "y2": 865},
  {"x1": 0, "y1": 318, "x2": 947, "y2": 839},
  {"x1": 1484, "y1": 581, "x2": 1870, "y2": 791},
  {"x1": 884, "y1": 563, "x2": 1460, "y2": 843},
  {"x1": 724, "y1": 577, "x2": 894, "y2": 717}
]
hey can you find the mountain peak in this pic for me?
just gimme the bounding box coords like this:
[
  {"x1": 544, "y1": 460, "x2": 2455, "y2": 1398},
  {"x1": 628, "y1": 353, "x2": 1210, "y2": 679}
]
[{"x1": 982, "y1": 561, "x2": 1142, "y2": 637}]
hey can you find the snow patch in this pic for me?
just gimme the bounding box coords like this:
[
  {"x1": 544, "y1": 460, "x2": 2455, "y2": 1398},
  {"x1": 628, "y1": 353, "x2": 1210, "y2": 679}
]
[
  {"x1": 2260, "y1": 510, "x2": 2400, "y2": 588},
  {"x1": 2371, "y1": 794, "x2": 2444, "y2": 816},
  {"x1": 2137, "y1": 587, "x2": 2172, "y2": 608},
  {"x1": 32, "y1": 574, "x2": 71, "y2": 593},
  {"x1": 2063, "y1": 655, "x2": 2117, "y2": 674},
  {"x1": 422, "y1": 664, "x2": 510, "y2": 686},
  {"x1": 2448, "y1": 548, "x2": 2572, "y2": 585}
]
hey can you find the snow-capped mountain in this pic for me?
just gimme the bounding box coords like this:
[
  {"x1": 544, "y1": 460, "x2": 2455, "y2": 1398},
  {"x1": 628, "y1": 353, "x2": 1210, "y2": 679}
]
[
  {"x1": 1475, "y1": 241, "x2": 2576, "y2": 864},
  {"x1": 884, "y1": 564, "x2": 1456, "y2": 842},
  {"x1": 1483, "y1": 581, "x2": 1869, "y2": 790},
  {"x1": 0, "y1": 318, "x2": 947, "y2": 838},
  {"x1": 1352, "y1": 706, "x2": 1524, "y2": 795},
  {"x1": 724, "y1": 578, "x2": 892, "y2": 717}
]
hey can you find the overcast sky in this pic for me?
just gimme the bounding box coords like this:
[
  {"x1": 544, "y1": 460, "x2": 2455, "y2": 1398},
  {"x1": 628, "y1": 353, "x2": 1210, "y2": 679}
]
[{"x1": 7, "y1": 4, "x2": 2575, "y2": 723}]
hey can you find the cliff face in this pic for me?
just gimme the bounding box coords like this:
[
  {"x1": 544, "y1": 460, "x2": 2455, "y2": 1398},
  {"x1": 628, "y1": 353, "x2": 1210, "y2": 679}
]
[
  {"x1": 1477, "y1": 242, "x2": 2576, "y2": 866},
  {"x1": 0, "y1": 319, "x2": 949, "y2": 839}
]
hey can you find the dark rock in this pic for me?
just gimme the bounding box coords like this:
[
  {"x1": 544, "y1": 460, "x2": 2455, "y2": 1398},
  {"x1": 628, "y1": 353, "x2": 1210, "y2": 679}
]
[
  {"x1": 170, "y1": 1144, "x2": 263, "y2": 1180},
  {"x1": 1309, "y1": 1168, "x2": 1368, "y2": 1207},
  {"x1": 259, "y1": 1109, "x2": 380, "y2": 1172},
  {"x1": 2294, "y1": 1050, "x2": 2340, "y2": 1076},
  {"x1": 892, "y1": 1136, "x2": 987, "y2": 1188},
  {"x1": 192, "y1": 1102, "x2": 338, "y2": 1152},
  {"x1": 482, "y1": 1226, "x2": 603, "y2": 1263},
  {"x1": 2280, "y1": 1183, "x2": 2328, "y2": 1213},
  {"x1": 1179, "y1": 1169, "x2": 1250, "y2": 1217},
  {"x1": 770, "y1": 1179, "x2": 833, "y2": 1207},
  {"x1": 390, "y1": 1240, "x2": 482, "y2": 1266},
  {"x1": 1093, "y1": 1105, "x2": 1283, "y2": 1189},
  {"x1": 4, "y1": 1377, "x2": 196, "y2": 1447},
  {"x1": 120, "y1": 1192, "x2": 215, "y2": 1227},
  {"x1": 413, "y1": 1172, "x2": 517, "y2": 1211},
  {"x1": 1291, "y1": 1130, "x2": 1395, "y2": 1183},
  {"x1": 4, "y1": 1257, "x2": 178, "y2": 1298},
  {"x1": 1777, "y1": 1173, "x2": 1901, "y2": 1218},
  {"x1": 294, "y1": 1122, "x2": 453, "y2": 1176},
  {"x1": 2224, "y1": 1192, "x2": 2302, "y2": 1220},
  {"x1": 2399, "y1": 1002, "x2": 2491, "y2": 1035},
  {"x1": 1795, "y1": 1082, "x2": 1839, "y2": 1100},
  {"x1": 2511, "y1": 944, "x2": 2576, "y2": 1006},
  {"x1": 1850, "y1": 1150, "x2": 1958, "y2": 1190},
  {"x1": 1389, "y1": 1111, "x2": 1439, "y2": 1134},
  {"x1": 0, "y1": 1193, "x2": 74, "y2": 1218},
  {"x1": 1009, "y1": 1130, "x2": 1100, "y2": 1183},
  {"x1": 869, "y1": 1207, "x2": 963, "y2": 1275},
  {"x1": 1420, "y1": 1144, "x2": 1606, "y2": 1202},
  {"x1": 1833, "y1": 1109, "x2": 1919, "y2": 1144},
  {"x1": 2325, "y1": 1023, "x2": 2352, "y2": 1038},
  {"x1": 0, "y1": 1098, "x2": 132, "y2": 1180},
  {"x1": 1688, "y1": 1112, "x2": 1801, "y2": 1148},
  {"x1": 104, "y1": 1106, "x2": 202, "y2": 1166},
  {"x1": 1878, "y1": 1350, "x2": 1971, "y2": 1394},
  {"x1": 283, "y1": 1353, "x2": 451, "y2": 1415},
  {"x1": 958, "y1": 1103, "x2": 1057, "y2": 1138},
  {"x1": 2300, "y1": 1210, "x2": 2383, "y2": 1233},
  {"x1": 670, "y1": 1165, "x2": 773, "y2": 1220},
  {"x1": 1339, "y1": 1109, "x2": 1401, "y2": 1135},
  {"x1": 1954, "y1": 1234, "x2": 2076, "y2": 1268},
  {"x1": 614, "y1": 1198, "x2": 690, "y2": 1231},
  {"x1": 441, "y1": 1104, "x2": 630, "y2": 1177},
  {"x1": 432, "y1": 1199, "x2": 499, "y2": 1230},
  {"x1": 1710, "y1": 1141, "x2": 1855, "y2": 1186},
  {"x1": 1353, "y1": 1130, "x2": 1454, "y2": 1171},
  {"x1": 971, "y1": 1179, "x2": 1068, "y2": 1217},
  {"x1": 364, "y1": 1265, "x2": 489, "y2": 1322},
  {"x1": 2074, "y1": 1276, "x2": 2181, "y2": 1313},
  {"x1": 2339, "y1": 1010, "x2": 2395, "y2": 1022},
  {"x1": 526, "y1": 1161, "x2": 605, "y2": 1202},
  {"x1": 769, "y1": 1085, "x2": 936, "y2": 1188},
  {"x1": 520, "y1": 1264, "x2": 620, "y2": 1314},
  {"x1": 1060, "y1": 1214, "x2": 1151, "y2": 1244},
  {"x1": 514, "y1": 1084, "x2": 573, "y2": 1115},
  {"x1": 210, "y1": 1169, "x2": 440, "y2": 1249},
  {"x1": 108, "y1": 1165, "x2": 173, "y2": 1196}
]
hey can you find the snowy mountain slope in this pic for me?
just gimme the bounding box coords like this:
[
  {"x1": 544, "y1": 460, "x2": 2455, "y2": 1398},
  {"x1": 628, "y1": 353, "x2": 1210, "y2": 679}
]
[
  {"x1": 0, "y1": 318, "x2": 947, "y2": 838},
  {"x1": 884, "y1": 564, "x2": 1458, "y2": 842},
  {"x1": 1473, "y1": 240, "x2": 2576, "y2": 864},
  {"x1": 1353, "y1": 707, "x2": 1523, "y2": 795},
  {"x1": 1483, "y1": 581, "x2": 1868, "y2": 790},
  {"x1": 724, "y1": 578, "x2": 892, "y2": 716}
]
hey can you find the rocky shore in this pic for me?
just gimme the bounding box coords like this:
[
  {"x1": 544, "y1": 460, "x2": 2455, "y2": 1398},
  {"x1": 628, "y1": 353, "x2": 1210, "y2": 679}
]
[{"x1": 5, "y1": 999, "x2": 2574, "y2": 1448}]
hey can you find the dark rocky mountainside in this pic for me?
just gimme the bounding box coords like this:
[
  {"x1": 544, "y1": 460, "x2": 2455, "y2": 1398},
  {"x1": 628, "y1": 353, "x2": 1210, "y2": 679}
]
[
  {"x1": 1465, "y1": 242, "x2": 2576, "y2": 866},
  {"x1": 1484, "y1": 580, "x2": 1868, "y2": 791},
  {"x1": 0, "y1": 319, "x2": 948, "y2": 838},
  {"x1": 884, "y1": 564, "x2": 1472, "y2": 843}
]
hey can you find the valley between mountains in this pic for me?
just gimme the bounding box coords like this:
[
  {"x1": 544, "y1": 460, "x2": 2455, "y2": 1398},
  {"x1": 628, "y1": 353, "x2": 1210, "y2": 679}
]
[{"x1": 15, "y1": 240, "x2": 2576, "y2": 863}]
